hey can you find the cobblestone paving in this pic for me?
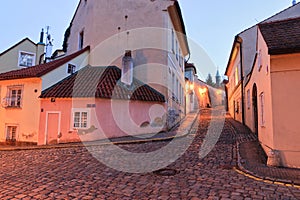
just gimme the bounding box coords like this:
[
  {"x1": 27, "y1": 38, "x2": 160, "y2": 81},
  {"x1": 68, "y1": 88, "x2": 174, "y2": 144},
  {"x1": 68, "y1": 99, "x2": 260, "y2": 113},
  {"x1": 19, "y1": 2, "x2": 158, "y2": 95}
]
[{"x1": 0, "y1": 110, "x2": 299, "y2": 199}]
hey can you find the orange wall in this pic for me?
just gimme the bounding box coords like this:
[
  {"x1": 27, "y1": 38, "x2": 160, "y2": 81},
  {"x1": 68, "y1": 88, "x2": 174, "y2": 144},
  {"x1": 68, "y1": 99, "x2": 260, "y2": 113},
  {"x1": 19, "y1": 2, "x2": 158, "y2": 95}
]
[{"x1": 0, "y1": 78, "x2": 42, "y2": 143}]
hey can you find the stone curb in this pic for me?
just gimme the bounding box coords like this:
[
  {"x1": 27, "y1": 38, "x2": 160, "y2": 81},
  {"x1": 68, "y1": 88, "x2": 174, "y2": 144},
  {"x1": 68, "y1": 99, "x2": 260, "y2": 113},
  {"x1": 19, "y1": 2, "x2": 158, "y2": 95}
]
[
  {"x1": 0, "y1": 110, "x2": 200, "y2": 152},
  {"x1": 228, "y1": 120, "x2": 300, "y2": 187}
]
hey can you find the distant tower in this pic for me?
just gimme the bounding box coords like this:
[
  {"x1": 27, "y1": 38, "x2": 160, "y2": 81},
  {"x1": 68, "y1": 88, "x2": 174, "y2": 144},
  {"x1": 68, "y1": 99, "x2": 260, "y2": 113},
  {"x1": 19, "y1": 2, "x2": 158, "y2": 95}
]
[
  {"x1": 215, "y1": 68, "x2": 221, "y2": 87},
  {"x1": 293, "y1": 0, "x2": 297, "y2": 5}
]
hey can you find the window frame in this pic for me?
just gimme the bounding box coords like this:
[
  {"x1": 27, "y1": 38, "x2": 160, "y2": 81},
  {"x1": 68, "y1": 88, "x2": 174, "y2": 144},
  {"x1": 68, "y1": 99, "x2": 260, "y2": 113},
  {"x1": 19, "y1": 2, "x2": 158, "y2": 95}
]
[
  {"x1": 71, "y1": 108, "x2": 90, "y2": 129},
  {"x1": 67, "y1": 63, "x2": 76, "y2": 74},
  {"x1": 247, "y1": 89, "x2": 251, "y2": 109},
  {"x1": 6, "y1": 85, "x2": 23, "y2": 108},
  {"x1": 259, "y1": 92, "x2": 265, "y2": 126},
  {"x1": 18, "y1": 51, "x2": 36, "y2": 68},
  {"x1": 79, "y1": 30, "x2": 84, "y2": 50},
  {"x1": 5, "y1": 124, "x2": 18, "y2": 142}
]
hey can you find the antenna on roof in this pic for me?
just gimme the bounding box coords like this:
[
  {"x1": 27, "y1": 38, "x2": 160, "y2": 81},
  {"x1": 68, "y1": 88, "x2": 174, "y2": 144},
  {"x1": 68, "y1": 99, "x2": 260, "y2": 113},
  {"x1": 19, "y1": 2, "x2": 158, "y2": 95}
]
[
  {"x1": 45, "y1": 26, "x2": 53, "y2": 63},
  {"x1": 293, "y1": 0, "x2": 297, "y2": 6}
]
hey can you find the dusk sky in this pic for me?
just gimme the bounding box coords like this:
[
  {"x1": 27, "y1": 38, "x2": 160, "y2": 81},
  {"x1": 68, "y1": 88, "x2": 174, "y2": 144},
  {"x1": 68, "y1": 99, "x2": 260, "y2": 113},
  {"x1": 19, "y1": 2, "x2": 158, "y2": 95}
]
[{"x1": 0, "y1": 0, "x2": 295, "y2": 80}]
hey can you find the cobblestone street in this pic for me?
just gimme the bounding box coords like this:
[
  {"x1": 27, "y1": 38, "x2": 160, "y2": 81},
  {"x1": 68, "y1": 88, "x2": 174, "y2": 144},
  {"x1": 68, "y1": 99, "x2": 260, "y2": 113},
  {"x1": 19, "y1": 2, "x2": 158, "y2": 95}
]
[{"x1": 0, "y1": 109, "x2": 299, "y2": 199}]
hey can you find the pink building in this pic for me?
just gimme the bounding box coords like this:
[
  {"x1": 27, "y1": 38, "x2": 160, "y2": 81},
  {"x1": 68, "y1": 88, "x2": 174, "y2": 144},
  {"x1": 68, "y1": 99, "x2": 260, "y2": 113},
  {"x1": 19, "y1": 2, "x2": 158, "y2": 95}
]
[
  {"x1": 63, "y1": 0, "x2": 190, "y2": 129},
  {"x1": 225, "y1": 3, "x2": 300, "y2": 168},
  {"x1": 38, "y1": 66, "x2": 166, "y2": 145}
]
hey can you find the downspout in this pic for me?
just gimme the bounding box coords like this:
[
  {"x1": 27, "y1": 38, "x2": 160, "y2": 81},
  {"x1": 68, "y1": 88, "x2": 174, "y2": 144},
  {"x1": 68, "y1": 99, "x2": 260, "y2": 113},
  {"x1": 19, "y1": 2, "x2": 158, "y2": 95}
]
[{"x1": 236, "y1": 36, "x2": 245, "y2": 125}]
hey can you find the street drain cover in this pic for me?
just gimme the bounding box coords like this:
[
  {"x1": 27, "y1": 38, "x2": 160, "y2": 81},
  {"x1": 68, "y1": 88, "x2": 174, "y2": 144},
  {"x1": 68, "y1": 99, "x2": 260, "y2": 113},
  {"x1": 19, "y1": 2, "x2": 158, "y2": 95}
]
[{"x1": 153, "y1": 168, "x2": 178, "y2": 176}]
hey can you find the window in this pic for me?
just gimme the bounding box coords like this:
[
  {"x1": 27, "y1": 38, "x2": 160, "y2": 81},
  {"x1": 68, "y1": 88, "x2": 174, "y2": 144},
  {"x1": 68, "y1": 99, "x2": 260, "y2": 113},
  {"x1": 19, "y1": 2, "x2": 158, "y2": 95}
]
[
  {"x1": 258, "y1": 50, "x2": 262, "y2": 71},
  {"x1": 72, "y1": 109, "x2": 90, "y2": 129},
  {"x1": 179, "y1": 49, "x2": 183, "y2": 70},
  {"x1": 235, "y1": 67, "x2": 239, "y2": 86},
  {"x1": 18, "y1": 51, "x2": 35, "y2": 67},
  {"x1": 259, "y1": 92, "x2": 265, "y2": 126},
  {"x1": 79, "y1": 30, "x2": 84, "y2": 50},
  {"x1": 7, "y1": 86, "x2": 23, "y2": 108},
  {"x1": 176, "y1": 40, "x2": 179, "y2": 61},
  {"x1": 6, "y1": 126, "x2": 17, "y2": 141},
  {"x1": 247, "y1": 89, "x2": 251, "y2": 109},
  {"x1": 171, "y1": 29, "x2": 175, "y2": 53},
  {"x1": 236, "y1": 100, "x2": 239, "y2": 114},
  {"x1": 67, "y1": 64, "x2": 76, "y2": 74}
]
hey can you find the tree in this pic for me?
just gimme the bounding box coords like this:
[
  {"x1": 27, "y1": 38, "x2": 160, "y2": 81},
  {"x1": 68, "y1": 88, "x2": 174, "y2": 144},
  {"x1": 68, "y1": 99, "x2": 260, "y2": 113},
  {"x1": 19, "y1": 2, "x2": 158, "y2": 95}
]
[{"x1": 206, "y1": 73, "x2": 215, "y2": 87}]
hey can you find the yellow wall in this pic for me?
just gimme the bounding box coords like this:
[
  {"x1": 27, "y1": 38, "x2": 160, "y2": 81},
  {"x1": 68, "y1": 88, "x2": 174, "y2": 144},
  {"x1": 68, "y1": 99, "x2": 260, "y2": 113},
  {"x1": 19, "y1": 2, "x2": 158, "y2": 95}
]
[
  {"x1": 0, "y1": 78, "x2": 42, "y2": 143},
  {"x1": 226, "y1": 45, "x2": 243, "y2": 122},
  {"x1": 270, "y1": 53, "x2": 300, "y2": 168}
]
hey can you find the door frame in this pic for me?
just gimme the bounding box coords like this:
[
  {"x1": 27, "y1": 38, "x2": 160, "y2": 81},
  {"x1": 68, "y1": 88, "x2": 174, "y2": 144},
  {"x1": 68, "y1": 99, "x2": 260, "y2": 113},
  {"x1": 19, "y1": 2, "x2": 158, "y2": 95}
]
[
  {"x1": 252, "y1": 84, "x2": 258, "y2": 136},
  {"x1": 45, "y1": 111, "x2": 61, "y2": 145}
]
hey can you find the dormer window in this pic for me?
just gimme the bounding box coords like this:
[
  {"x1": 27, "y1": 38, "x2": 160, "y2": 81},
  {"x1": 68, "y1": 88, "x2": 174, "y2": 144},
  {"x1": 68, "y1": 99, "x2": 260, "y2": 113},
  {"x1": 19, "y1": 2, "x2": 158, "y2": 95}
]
[
  {"x1": 18, "y1": 51, "x2": 35, "y2": 67},
  {"x1": 67, "y1": 64, "x2": 76, "y2": 74}
]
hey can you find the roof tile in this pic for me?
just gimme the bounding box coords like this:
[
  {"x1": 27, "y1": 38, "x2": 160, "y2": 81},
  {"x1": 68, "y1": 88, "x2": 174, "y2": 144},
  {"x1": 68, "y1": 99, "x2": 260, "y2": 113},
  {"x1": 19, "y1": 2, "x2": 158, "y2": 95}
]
[
  {"x1": 259, "y1": 17, "x2": 300, "y2": 55},
  {"x1": 0, "y1": 46, "x2": 90, "y2": 80},
  {"x1": 40, "y1": 66, "x2": 165, "y2": 103}
]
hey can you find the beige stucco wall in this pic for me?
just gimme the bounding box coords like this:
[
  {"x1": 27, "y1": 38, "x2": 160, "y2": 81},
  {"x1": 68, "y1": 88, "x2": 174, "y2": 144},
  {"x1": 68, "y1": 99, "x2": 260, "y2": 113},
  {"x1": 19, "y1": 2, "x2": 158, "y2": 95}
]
[
  {"x1": 41, "y1": 50, "x2": 89, "y2": 90},
  {"x1": 0, "y1": 78, "x2": 42, "y2": 143},
  {"x1": 0, "y1": 39, "x2": 44, "y2": 73},
  {"x1": 244, "y1": 29, "x2": 274, "y2": 153},
  {"x1": 270, "y1": 53, "x2": 300, "y2": 168}
]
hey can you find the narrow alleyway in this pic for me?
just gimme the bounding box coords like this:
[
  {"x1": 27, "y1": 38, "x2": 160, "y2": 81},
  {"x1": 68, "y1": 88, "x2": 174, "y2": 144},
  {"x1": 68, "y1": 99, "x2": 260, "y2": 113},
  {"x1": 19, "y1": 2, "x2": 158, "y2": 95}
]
[{"x1": 0, "y1": 108, "x2": 299, "y2": 199}]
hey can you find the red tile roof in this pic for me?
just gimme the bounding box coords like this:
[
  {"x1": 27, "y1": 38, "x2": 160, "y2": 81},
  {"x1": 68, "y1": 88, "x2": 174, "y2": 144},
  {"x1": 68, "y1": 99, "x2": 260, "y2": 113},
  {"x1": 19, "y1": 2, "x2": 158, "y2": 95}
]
[
  {"x1": 259, "y1": 17, "x2": 300, "y2": 55},
  {"x1": 40, "y1": 66, "x2": 165, "y2": 102},
  {"x1": 0, "y1": 46, "x2": 90, "y2": 80}
]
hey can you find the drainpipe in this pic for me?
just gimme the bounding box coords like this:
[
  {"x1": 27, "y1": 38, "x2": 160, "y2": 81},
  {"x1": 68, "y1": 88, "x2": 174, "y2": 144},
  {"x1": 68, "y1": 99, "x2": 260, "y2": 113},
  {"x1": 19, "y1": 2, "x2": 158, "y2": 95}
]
[{"x1": 236, "y1": 36, "x2": 245, "y2": 125}]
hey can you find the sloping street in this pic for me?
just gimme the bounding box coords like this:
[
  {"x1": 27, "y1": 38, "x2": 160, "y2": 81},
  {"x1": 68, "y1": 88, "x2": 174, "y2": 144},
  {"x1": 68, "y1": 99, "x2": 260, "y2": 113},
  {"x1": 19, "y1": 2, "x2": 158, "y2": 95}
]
[{"x1": 0, "y1": 109, "x2": 299, "y2": 199}]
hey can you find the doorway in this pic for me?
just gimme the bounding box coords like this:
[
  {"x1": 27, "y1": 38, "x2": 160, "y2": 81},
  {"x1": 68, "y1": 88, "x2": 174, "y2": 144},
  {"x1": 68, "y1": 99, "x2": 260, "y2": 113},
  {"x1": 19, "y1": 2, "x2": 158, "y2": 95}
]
[
  {"x1": 252, "y1": 84, "x2": 258, "y2": 136},
  {"x1": 46, "y1": 112, "x2": 60, "y2": 145}
]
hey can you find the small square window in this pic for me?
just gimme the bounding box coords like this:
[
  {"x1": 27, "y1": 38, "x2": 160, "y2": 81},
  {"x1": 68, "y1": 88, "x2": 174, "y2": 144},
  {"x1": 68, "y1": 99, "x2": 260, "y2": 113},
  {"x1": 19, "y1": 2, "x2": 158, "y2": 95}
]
[
  {"x1": 67, "y1": 64, "x2": 76, "y2": 74},
  {"x1": 6, "y1": 125, "x2": 17, "y2": 141},
  {"x1": 72, "y1": 109, "x2": 90, "y2": 129},
  {"x1": 6, "y1": 86, "x2": 23, "y2": 108},
  {"x1": 19, "y1": 51, "x2": 35, "y2": 67}
]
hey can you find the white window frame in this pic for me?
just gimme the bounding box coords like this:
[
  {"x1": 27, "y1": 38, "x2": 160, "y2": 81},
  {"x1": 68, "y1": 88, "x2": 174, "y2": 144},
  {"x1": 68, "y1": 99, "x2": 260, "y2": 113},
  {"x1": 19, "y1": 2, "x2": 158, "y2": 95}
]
[
  {"x1": 5, "y1": 124, "x2": 18, "y2": 141},
  {"x1": 259, "y1": 92, "x2": 265, "y2": 126},
  {"x1": 71, "y1": 108, "x2": 90, "y2": 129},
  {"x1": 247, "y1": 89, "x2": 251, "y2": 109},
  {"x1": 18, "y1": 51, "x2": 36, "y2": 68},
  {"x1": 6, "y1": 85, "x2": 23, "y2": 108},
  {"x1": 257, "y1": 50, "x2": 262, "y2": 72}
]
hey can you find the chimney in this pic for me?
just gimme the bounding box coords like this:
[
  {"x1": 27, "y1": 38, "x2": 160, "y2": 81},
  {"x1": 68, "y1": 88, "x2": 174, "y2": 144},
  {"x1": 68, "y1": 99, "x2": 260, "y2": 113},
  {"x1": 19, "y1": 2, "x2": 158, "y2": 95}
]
[
  {"x1": 293, "y1": 0, "x2": 297, "y2": 5},
  {"x1": 39, "y1": 29, "x2": 44, "y2": 44},
  {"x1": 121, "y1": 50, "x2": 134, "y2": 86}
]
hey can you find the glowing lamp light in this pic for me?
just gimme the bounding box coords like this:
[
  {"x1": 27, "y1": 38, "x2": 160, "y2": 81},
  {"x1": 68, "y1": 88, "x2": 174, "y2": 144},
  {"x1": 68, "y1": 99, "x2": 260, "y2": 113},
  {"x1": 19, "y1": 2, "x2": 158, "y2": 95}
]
[
  {"x1": 199, "y1": 88, "x2": 207, "y2": 94},
  {"x1": 189, "y1": 83, "x2": 194, "y2": 90}
]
